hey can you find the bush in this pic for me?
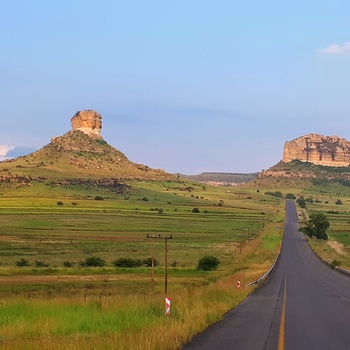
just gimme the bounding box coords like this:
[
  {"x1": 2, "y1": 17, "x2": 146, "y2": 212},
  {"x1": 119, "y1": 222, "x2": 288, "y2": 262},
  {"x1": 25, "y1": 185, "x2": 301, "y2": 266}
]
[
  {"x1": 335, "y1": 199, "x2": 342, "y2": 205},
  {"x1": 34, "y1": 260, "x2": 49, "y2": 267},
  {"x1": 94, "y1": 196, "x2": 104, "y2": 201},
  {"x1": 197, "y1": 255, "x2": 220, "y2": 271},
  {"x1": 285, "y1": 193, "x2": 296, "y2": 199},
  {"x1": 16, "y1": 258, "x2": 30, "y2": 267},
  {"x1": 79, "y1": 256, "x2": 106, "y2": 267},
  {"x1": 142, "y1": 258, "x2": 159, "y2": 267},
  {"x1": 192, "y1": 207, "x2": 200, "y2": 213},
  {"x1": 265, "y1": 191, "x2": 283, "y2": 198},
  {"x1": 330, "y1": 259, "x2": 341, "y2": 269},
  {"x1": 112, "y1": 258, "x2": 143, "y2": 268},
  {"x1": 63, "y1": 261, "x2": 75, "y2": 267},
  {"x1": 57, "y1": 201, "x2": 64, "y2": 206},
  {"x1": 296, "y1": 197, "x2": 306, "y2": 208}
]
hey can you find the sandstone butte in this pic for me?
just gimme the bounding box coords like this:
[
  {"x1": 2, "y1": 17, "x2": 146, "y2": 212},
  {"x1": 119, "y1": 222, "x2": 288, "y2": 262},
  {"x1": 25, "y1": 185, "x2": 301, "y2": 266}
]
[
  {"x1": 283, "y1": 133, "x2": 350, "y2": 167},
  {"x1": 71, "y1": 110, "x2": 103, "y2": 140}
]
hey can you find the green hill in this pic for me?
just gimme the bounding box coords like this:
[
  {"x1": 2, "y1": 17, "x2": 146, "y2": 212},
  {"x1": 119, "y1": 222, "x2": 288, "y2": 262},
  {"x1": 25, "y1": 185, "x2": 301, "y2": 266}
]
[{"x1": 0, "y1": 130, "x2": 175, "y2": 183}]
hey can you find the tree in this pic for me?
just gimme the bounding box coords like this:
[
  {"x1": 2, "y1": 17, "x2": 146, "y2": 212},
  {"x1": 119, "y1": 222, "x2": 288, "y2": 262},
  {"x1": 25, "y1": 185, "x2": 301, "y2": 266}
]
[
  {"x1": 285, "y1": 193, "x2": 296, "y2": 199},
  {"x1": 300, "y1": 213, "x2": 330, "y2": 240},
  {"x1": 197, "y1": 255, "x2": 220, "y2": 271},
  {"x1": 296, "y1": 197, "x2": 306, "y2": 208}
]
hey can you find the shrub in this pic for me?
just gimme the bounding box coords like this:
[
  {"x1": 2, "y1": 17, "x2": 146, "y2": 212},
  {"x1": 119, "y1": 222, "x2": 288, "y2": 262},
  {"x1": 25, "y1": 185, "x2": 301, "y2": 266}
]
[
  {"x1": 285, "y1": 193, "x2": 296, "y2": 199},
  {"x1": 335, "y1": 199, "x2": 343, "y2": 205},
  {"x1": 142, "y1": 258, "x2": 159, "y2": 267},
  {"x1": 57, "y1": 201, "x2": 64, "y2": 206},
  {"x1": 34, "y1": 260, "x2": 49, "y2": 267},
  {"x1": 197, "y1": 255, "x2": 220, "y2": 271},
  {"x1": 265, "y1": 191, "x2": 283, "y2": 198},
  {"x1": 112, "y1": 258, "x2": 143, "y2": 268},
  {"x1": 296, "y1": 197, "x2": 306, "y2": 208},
  {"x1": 63, "y1": 261, "x2": 75, "y2": 267},
  {"x1": 192, "y1": 207, "x2": 200, "y2": 213},
  {"x1": 94, "y1": 196, "x2": 104, "y2": 201},
  {"x1": 79, "y1": 256, "x2": 106, "y2": 267},
  {"x1": 330, "y1": 260, "x2": 341, "y2": 269},
  {"x1": 16, "y1": 258, "x2": 30, "y2": 267},
  {"x1": 171, "y1": 260, "x2": 178, "y2": 267},
  {"x1": 96, "y1": 139, "x2": 107, "y2": 146}
]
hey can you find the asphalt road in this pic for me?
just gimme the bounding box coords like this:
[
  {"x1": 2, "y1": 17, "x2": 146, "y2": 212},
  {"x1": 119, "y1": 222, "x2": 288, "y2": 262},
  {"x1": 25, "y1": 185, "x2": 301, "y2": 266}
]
[{"x1": 183, "y1": 200, "x2": 350, "y2": 350}]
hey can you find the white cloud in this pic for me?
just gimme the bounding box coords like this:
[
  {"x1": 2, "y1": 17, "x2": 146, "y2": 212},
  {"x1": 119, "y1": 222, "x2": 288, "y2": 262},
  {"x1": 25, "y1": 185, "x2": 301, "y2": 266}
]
[
  {"x1": 0, "y1": 145, "x2": 14, "y2": 161},
  {"x1": 319, "y1": 42, "x2": 350, "y2": 55}
]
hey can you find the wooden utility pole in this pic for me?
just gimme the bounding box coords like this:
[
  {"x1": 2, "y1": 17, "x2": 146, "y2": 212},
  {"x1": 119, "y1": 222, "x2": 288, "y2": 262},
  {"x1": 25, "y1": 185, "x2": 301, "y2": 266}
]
[{"x1": 146, "y1": 234, "x2": 173, "y2": 294}]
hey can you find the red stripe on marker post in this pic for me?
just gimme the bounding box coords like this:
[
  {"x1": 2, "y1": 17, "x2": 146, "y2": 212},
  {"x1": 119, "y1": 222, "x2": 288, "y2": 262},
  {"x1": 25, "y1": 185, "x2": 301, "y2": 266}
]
[{"x1": 165, "y1": 297, "x2": 171, "y2": 316}]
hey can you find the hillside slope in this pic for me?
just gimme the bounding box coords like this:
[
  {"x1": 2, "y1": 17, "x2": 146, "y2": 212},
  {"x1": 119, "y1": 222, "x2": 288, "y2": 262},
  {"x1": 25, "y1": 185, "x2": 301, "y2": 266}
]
[{"x1": 0, "y1": 130, "x2": 174, "y2": 181}]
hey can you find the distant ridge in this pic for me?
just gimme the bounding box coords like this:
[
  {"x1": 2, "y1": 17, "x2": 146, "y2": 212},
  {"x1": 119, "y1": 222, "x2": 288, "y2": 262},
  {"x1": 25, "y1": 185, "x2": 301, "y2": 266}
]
[{"x1": 182, "y1": 172, "x2": 258, "y2": 184}]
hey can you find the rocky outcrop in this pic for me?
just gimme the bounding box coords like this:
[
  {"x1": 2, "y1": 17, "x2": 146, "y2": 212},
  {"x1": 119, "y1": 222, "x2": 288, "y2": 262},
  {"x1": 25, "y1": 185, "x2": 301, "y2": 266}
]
[
  {"x1": 283, "y1": 134, "x2": 350, "y2": 167},
  {"x1": 71, "y1": 110, "x2": 102, "y2": 139}
]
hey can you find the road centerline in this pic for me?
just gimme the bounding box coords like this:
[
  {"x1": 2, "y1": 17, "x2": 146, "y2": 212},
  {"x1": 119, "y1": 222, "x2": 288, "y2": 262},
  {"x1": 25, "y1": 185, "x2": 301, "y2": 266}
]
[{"x1": 278, "y1": 275, "x2": 287, "y2": 350}]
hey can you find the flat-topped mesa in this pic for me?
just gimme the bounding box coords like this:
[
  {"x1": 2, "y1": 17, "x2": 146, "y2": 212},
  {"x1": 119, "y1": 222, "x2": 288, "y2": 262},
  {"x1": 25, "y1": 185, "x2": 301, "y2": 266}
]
[
  {"x1": 283, "y1": 133, "x2": 350, "y2": 167},
  {"x1": 71, "y1": 110, "x2": 103, "y2": 139}
]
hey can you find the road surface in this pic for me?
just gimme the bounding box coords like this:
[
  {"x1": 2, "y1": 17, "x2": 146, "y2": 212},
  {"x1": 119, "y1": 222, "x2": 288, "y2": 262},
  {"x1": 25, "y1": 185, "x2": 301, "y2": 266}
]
[{"x1": 183, "y1": 200, "x2": 350, "y2": 350}]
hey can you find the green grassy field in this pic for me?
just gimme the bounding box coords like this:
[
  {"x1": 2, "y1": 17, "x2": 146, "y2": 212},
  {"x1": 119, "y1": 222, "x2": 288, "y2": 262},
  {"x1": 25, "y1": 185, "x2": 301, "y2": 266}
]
[
  {"x1": 2, "y1": 173, "x2": 350, "y2": 349},
  {"x1": 0, "y1": 178, "x2": 286, "y2": 349}
]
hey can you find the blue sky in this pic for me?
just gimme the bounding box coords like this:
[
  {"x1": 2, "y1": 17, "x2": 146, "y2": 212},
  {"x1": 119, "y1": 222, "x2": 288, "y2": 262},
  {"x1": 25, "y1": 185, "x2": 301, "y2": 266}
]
[{"x1": 1, "y1": 1, "x2": 349, "y2": 173}]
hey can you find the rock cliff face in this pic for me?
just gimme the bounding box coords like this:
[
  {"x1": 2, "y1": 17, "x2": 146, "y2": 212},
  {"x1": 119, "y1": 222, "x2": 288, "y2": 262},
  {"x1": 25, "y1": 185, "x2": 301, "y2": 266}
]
[
  {"x1": 71, "y1": 110, "x2": 102, "y2": 139},
  {"x1": 283, "y1": 134, "x2": 350, "y2": 167}
]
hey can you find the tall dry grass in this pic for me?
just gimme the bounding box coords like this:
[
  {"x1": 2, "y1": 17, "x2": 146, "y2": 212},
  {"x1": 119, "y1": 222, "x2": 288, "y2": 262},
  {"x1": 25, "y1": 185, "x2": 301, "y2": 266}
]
[
  {"x1": 0, "y1": 228, "x2": 277, "y2": 350},
  {"x1": 0, "y1": 277, "x2": 251, "y2": 350}
]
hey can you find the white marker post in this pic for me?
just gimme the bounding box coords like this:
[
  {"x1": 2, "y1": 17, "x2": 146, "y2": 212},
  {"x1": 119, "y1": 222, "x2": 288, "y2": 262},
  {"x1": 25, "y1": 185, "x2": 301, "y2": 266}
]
[
  {"x1": 237, "y1": 280, "x2": 241, "y2": 289},
  {"x1": 165, "y1": 297, "x2": 171, "y2": 316}
]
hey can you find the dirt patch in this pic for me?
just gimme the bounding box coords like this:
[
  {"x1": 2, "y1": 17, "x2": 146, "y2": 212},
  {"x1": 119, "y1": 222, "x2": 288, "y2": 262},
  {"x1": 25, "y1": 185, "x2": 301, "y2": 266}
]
[
  {"x1": 327, "y1": 240, "x2": 347, "y2": 257},
  {"x1": 0, "y1": 236, "x2": 26, "y2": 243}
]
